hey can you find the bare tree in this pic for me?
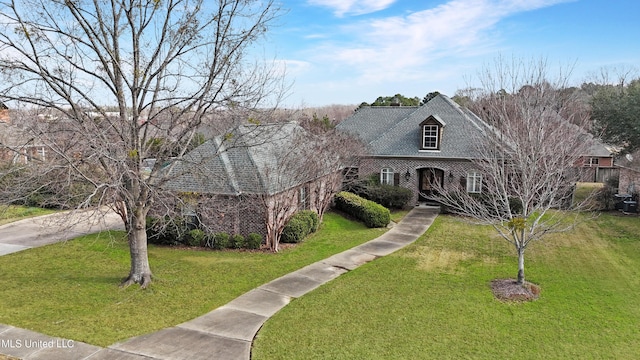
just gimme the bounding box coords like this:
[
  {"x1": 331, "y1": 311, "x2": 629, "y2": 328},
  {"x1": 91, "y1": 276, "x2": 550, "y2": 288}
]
[
  {"x1": 431, "y1": 57, "x2": 593, "y2": 285},
  {"x1": 0, "y1": 0, "x2": 284, "y2": 288},
  {"x1": 258, "y1": 119, "x2": 363, "y2": 252}
]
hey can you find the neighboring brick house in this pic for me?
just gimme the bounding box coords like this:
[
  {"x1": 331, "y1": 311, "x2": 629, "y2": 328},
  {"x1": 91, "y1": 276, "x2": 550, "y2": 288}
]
[
  {"x1": 337, "y1": 93, "x2": 615, "y2": 206},
  {"x1": 577, "y1": 135, "x2": 617, "y2": 183},
  {"x1": 337, "y1": 94, "x2": 494, "y2": 205},
  {"x1": 0, "y1": 107, "x2": 49, "y2": 165},
  {"x1": 158, "y1": 122, "x2": 341, "y2": 249}
]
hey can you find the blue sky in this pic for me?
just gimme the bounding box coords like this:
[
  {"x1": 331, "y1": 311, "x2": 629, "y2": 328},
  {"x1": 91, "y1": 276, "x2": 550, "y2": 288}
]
[{"x1": 268, "y1": 0, "x2": 640, "y2": 106}]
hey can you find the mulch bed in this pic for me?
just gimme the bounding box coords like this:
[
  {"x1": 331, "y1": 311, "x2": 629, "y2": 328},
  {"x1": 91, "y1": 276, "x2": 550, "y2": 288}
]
[{"x1": 491, "y1": 279, "x2": 540, "y2": 302}]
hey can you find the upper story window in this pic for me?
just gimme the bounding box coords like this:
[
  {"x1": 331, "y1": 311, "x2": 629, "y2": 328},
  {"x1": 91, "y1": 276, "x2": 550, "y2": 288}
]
[
  {"x1": 419, "y1": 115, "x2": 445, "y2": 151},
  {"x1": 422, "y1": 125, "x2": 439, "y2": 149},
  {"x1": 380, "y1": 168, "x2": 394, "y2": 185},
  {"x1": 584, "y1": 157, "x2": 599, "y2": 167}
]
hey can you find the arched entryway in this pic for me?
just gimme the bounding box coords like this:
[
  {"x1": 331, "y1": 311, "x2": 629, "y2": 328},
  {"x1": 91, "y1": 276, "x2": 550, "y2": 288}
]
[{"x1": 418, "y1": 168, "x2": 444, "y2": 201}]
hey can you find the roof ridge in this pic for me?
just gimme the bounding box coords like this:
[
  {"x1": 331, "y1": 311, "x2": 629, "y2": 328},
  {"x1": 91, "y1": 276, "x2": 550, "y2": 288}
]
[
  {"x1": 214, "y1": 137, "x2": 241, "y2": 194},
  {"x1": 441, "y1": 94, "x2": 490, "y2": 134}
]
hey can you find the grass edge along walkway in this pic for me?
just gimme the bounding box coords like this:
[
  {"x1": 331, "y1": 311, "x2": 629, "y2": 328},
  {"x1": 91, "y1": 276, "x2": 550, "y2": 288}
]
[
  {"x1": 253, "y1": 212, "x2": 640, "y2": 360},
  {"x1": 0, "y1": 208, "x2": 438, "y2": 358}
]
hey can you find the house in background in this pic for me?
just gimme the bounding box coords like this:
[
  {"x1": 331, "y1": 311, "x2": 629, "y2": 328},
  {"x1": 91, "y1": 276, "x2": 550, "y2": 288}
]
[
  {"x1": 0, "y1": 105, "x2": 49, "y2": 165},
  {"x1": 337, "y1": 93, "x2": 616, "y2": 206},
  {"x1": 337, "y1": 94, "x2": 493, "y2": 205},
  {"x1": 577, "y1": 133, "x2": 617, "y2": 184},
  {"x1": 157, "y1": 122, "x2": 342, "y2": 249}
]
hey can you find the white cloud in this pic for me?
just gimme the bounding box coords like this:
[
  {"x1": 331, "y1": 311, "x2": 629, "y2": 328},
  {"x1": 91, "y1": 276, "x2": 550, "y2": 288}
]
[
  {"x1": 310, "y1": 0, "x2": 573, "y2": 84},
  {"x1": 275, "y1": 59, "x2": 312, "y2": 78},
  {"x1": 307, "y1": 0, "x2": 397, "y2": 17}
]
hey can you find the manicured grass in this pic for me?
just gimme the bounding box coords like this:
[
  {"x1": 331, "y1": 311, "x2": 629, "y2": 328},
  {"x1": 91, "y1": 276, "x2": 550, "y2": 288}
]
[
  {"x1": 0, "y1": 212, "x2": 387, "y2": 347},
  {"x1": 390, "y1": 208, "x2": 412, "y2": 223},
  {"x1": 0, "y1": 205, "x2": 56, "y2": 226},
  {"x1": 253, "y1": 213, "x2": 640, "y2": 359}
]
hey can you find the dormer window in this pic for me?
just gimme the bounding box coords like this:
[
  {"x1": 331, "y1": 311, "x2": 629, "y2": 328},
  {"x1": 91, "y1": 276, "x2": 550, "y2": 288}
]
[
  {"x1": 422, "y1": 125, "x2": 439, "y2": 149},
  {"x1": 419, "y1": 115, "x2": 445, "y2": 151}
]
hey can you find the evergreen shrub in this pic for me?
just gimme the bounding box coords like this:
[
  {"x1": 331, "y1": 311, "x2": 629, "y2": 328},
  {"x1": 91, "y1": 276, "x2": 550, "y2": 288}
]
[{"x1": 334, "y1": 191, "x2": 390, "y2": 228}]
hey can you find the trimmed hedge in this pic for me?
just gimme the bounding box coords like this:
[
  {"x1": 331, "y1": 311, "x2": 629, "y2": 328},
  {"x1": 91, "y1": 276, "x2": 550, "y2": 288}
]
[
  {"x1": 361, "y1": 184, "x2": 412, "y2": 209},
  {"x1": 280, "y1": 210, "x2": 320, "y2": 243},
  {"x1": 334, "y1": 191, "x2": 390, "y2": 228},
  {"x1": 145, "y1": 216, "x2": 263, "y2": 250},
  {"x1": 345, "y1": 177, "x2": 412, "y2": 209},
  {"x1": 146, "y1": 216, "x2": 190, "y2": 245}
]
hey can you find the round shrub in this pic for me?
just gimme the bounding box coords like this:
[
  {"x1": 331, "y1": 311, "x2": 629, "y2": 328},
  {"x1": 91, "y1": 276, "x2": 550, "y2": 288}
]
[
  {"x1": 231, "y1": 234, "x2": 246, "y2": 249},
  {"x1": 188, "y1": 229, "x2": 205, "y2": 247},
  {"x1": 213, "y1": 232, "x2": 230, "y2": 249},
  {"x1": 298, "y1": 210, "x2": 319, "y2": 233},
  {"x1": 280, "y1": 216, "x2": 307, "y2": 243},
  {"x1": 246, "y1": 233, "x2": 262, "y2": 249}
]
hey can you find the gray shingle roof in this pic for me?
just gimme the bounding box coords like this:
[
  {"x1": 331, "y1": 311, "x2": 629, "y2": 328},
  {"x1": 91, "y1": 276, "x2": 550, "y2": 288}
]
[
  {"x1": 337, "y1": 94, "x2": 490, "y2": 159},
  {"x1": 164, "y1": 122, "x2": 319, "y2": 196}
]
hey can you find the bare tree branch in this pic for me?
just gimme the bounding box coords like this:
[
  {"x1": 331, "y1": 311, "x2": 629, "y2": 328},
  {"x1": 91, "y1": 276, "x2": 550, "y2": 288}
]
[
  {"x1": 0, "y1": 0, "x2": 284, "y2": 288},
  {"x1": 428, "y1": 57, "x2": 597, "y2": 285}
]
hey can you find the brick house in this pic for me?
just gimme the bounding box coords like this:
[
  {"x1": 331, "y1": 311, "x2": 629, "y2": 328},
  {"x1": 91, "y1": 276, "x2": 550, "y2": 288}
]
[
  {"x1": 0, "y1": 105, "x2": 49, "y2": 165},
  {"x1": 337, "y1": 94, "x2": 494, "y2": 205},
  {"x1": 158, "y1": 122, "x2": 341, "y2": 248},
  {"x1": 337, "y1": 93, "x2": 615, "y2": 205},
  {"x1": 576, "y1": 134, "x2": 617, "y2": 183}
]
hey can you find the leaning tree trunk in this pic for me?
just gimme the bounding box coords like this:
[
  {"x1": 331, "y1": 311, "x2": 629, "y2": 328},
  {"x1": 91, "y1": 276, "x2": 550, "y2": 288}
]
[{"x1": 121, "y1": 206, "x2": 153, "y2": 289}]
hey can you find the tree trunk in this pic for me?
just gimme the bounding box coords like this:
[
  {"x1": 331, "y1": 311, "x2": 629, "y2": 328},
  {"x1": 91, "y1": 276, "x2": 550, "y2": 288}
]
[
  {"x1": 516, "y1": 247, "x2": 525, "y2": 285},
  {"x1": 266, "y1": 225, "x2": 279, "y2": 252},
  {"x1": 120, "y1": 206, "x2": 153, "y2": 289}
]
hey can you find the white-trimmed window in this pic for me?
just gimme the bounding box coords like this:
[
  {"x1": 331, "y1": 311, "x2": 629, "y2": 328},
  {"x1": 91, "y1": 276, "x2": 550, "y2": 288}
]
[
  {"x1": 38, "y1": 147, "x2": 46, "y2": 162},
  {"x1": 422, "y1": 125, "x2": 439, "y2": 149},
  {"x1": 380, "y1": 168, "x2": 394, "y2": 185},
  {"x1": 299, "y1": 186, "x2": 308, "y2": 209},
  {"x1": 584, "y1": 157, "x2": 599, "y2": 167},
  {"x1": 467, "y1": 171, "x2": 482, "y2": 193}
]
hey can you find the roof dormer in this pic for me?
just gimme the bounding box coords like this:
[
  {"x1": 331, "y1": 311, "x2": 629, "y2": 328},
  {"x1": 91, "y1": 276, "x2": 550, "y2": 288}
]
[{"x1": 419, "y1": 115, "x2": 445, "y2": 151}]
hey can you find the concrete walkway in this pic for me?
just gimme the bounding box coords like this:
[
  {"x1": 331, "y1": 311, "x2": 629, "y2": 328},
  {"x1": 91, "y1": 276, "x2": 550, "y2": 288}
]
[{"x1": 0, "y1": 206, "x2": 439, "y2": 360}]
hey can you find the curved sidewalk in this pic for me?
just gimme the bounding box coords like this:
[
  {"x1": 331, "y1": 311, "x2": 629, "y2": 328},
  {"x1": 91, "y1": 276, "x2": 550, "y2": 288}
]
[{"x1": 0, "y1": 206, "x2": 439, "y2": 360}]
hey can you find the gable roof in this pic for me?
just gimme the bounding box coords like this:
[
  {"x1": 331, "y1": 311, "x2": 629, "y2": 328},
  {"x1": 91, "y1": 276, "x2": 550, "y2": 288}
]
[
  {"x1": 163, "y1": 122, "x2": 324, "y2": 196},
  {"x1": 337, "y1": 94, "x2": 492, "y2": 159}
]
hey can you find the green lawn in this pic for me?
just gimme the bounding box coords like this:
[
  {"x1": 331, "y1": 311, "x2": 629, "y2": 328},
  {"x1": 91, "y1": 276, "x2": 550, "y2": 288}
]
[
  {"x1": 0, "y1": 212, "x2": 387, "y2": 347},
  {"x1": 0, "y1": 205, "x2": 56, "y2": 226},
  {"x1": 573, "y1": 182, "x2": 605, "y2": 208},
  {"x1": 253, "y1": 213, "x2": 640, "y2": 359}
]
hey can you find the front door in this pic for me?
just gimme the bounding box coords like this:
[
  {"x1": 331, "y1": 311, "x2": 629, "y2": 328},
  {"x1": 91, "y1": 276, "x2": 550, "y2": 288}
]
[{"x1": 419, "y1": 168, "x2": 444, "y2": 201}]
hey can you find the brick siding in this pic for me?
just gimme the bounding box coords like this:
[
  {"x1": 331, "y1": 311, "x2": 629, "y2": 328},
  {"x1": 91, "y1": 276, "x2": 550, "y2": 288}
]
[
  {"x1": 150, "y1": 173, "x2": 339, "y2": 241},
  {"x1": 358, "y1": 157, "x2": 477, "y2": 204},
  {"x1": 619, "y1": 167, "x2": 640, "y2": 195}
]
